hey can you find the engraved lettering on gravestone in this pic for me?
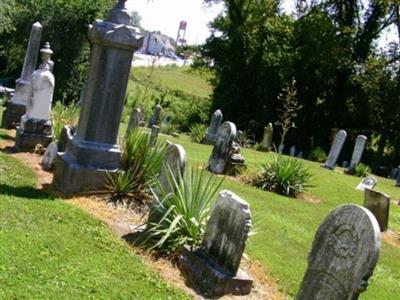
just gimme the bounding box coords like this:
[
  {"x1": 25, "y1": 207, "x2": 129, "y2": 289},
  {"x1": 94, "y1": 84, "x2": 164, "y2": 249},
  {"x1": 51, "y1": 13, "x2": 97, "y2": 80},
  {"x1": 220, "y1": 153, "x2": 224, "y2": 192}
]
[{"x1": 356, "y1": 176, "x2": 377, "y2": 192}]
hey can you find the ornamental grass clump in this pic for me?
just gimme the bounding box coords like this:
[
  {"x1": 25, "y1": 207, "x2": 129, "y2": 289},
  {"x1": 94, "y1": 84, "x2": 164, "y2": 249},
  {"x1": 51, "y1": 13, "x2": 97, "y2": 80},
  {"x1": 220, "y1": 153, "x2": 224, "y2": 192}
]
[
  {"x1": 255, "y1": 155, "x2": 312, "y2": 197},
  {"x1": 354, "y1": 163, "x2": 371, "y2": 177},
  {"x1": 189, "y1": 123, "x2": 207, "y2": 143},
  {"x1": 141, "y1": 167, "x2": 223, "y2": 253}
]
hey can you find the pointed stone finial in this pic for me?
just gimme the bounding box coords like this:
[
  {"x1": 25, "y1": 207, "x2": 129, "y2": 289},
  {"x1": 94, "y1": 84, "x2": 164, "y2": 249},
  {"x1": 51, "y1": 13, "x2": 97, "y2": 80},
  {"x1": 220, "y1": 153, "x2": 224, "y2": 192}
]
[
  {"x1": 107, "y1": 0, "x2": 130, "y2": 25},
  {"x1": 39, "y1": 42, "x2": 53, "y2": 71}
]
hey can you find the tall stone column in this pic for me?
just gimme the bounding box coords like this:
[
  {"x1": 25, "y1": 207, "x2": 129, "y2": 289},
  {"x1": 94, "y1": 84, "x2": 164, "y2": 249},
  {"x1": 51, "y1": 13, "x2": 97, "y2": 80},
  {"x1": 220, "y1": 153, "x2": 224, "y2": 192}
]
[
  {"x1": 1, "y1": 22, "x2": 42, "y2": 129},
  {"x1": 53, "y1": 0, "x2": 143, "y2": 195}
]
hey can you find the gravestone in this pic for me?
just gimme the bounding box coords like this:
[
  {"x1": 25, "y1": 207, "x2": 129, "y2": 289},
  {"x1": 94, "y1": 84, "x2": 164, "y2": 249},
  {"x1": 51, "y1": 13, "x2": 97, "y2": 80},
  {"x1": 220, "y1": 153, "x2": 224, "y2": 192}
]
[
  {"x1": 40, "y1": 141, "x2": 58, "y2": 171},
  {"x1": 1, "y1": 22, "x2": 43, "y2": 129},
  {"x1": 290, "y1": 145, "x2": 296, "y2": 157},
  {"x1": 357, "y1": 176, "x2": 377, "y2": 192},
  {"x1": 349, "y1": 135, "x2": 367, "y2": 170},
  {"x1": 364, "y1": 188, "x2": 390, "y2": 232},
  {"x1": 158, "y1": 143, "x2": 186, "y2": 194},
  {"x1": 15, "y1": 43, "x2": 54, "y2": 152},
  {"x1": 389, "y1": 167, "x2": 398, "y2": 179},
  {"x1": 260, "y1": 123, "x2": 273, "y2": 151},
  {"x1": 297, "y1": 151, "x2": 304, "y2": 159},
  {"x1": 204, "y1": 109, "x2": 223, "y2": 145},
  {"x1": 126, "y1": 108, "x2": 141, "y2": 135},
  {"x1": 179, "y1": 190, "x2": 253, "y2": 297},
  {"x1": 323, "y1": 129, "x2": 347, "y2": 170},
  {"x1": 52, "y1": 0, "x2": 143, "y2": 195},
  {"x1": 149, "y1": 104, "x2": 162, "y2": 127},
  {"x1": 296, "y1": 204, "x2": 381, "y2": 300},
  {"x1": 58, "y1": 125, "x2": 75, "y2": 152},
  {"x1": 396, "y1": 167, "x2": 400, "y2": 187},
  {"x1": 150, "y1": 125, "x2": 160, "y2": 147},
  {"x1": 208, "y1": 121, "x2": 236, "y2": 174},
  {"x1": 278, "y1": 144, "x2": 285, "y2": 154},
  {"x1": 342, "y1": 161, "x2": 349, "y2": 169}
]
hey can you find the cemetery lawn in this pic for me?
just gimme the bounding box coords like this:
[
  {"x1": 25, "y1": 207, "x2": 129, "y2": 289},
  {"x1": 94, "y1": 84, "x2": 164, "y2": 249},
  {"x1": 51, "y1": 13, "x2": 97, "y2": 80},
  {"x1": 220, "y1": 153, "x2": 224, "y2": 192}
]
[
  {"x1": 162, "y1": 133, "x2": 400, "y2": 300},
  {"x1": 0, "y1": 152, "x2": 190, "y2": 299}
]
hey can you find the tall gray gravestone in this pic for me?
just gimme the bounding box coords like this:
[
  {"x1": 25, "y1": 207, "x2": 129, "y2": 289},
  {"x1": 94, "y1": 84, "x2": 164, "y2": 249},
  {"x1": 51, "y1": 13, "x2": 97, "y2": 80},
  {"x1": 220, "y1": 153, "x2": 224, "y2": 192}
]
[
  {"x1": 296, "y1": 204, "x2": 381, "y2": 300},
  {"x1": 179, "y1": 190, "x2": 253, "y2": 297},
  {"x1": 149, "y1": 104, "x2": 162, "y2": 127},
  {"x1": 364, "y1": 188, "x2": 390, "y2": 232},
  {"x1": 278, "y1": 144, "x2": 285, "y2": 154},
  {"x1": 208, "y1": 121, "x2": 236, "y2": 174},
  {"x1": 323, "y1": 129, "x2": 347, "y2": 170},
  {"x1": 396, "y1": 166, "x2": 400, "y2": 187},
  {"x1": 290, "y1": 145, "x2": 296, "y2": 157},
  {"x1": 204, "y1": 109, "x2": 223, "y2": 145},
  {"x1": 349, "y1": 135, "x2": 367, "y2": 170},
  {"x1": 15, "y1": 43, "x2": 54, "y2": 152},
  {"x1": 52, "y1": 0, "x2": 143, "y2": 195},
  {"x1": 260, "y1": 122, "x2": 273, "y2": 151},
  {"x1": 1, "y1": 22, "x2": 43, "y2": 129},
  {"x1": 149, "y1": 125, "x2": 159, "y2": 147},
  {"x1": 126, "y1": 108, "x2": 141, "y2": 135}
]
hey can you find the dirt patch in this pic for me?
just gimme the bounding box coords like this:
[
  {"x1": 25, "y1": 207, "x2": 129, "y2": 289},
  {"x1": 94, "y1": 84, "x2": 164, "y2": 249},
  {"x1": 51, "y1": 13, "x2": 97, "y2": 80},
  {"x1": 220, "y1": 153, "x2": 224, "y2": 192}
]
[
  {"x1": 383, "y1": 230, "x2": 400, "y2": 249},
  {"x1": 298, "y1": 193, "x2": 321, "y2": 204}
]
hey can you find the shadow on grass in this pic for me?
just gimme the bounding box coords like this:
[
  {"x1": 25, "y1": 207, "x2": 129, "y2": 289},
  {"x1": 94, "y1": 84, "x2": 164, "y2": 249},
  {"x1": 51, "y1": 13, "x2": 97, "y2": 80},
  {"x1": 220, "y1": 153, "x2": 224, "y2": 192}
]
[
  {"x1": 0, "y1": 145, "x2": 16, "y2": 154},
  {"x1": 0, "y1": 184, "x2": 54, "y2": 200}
]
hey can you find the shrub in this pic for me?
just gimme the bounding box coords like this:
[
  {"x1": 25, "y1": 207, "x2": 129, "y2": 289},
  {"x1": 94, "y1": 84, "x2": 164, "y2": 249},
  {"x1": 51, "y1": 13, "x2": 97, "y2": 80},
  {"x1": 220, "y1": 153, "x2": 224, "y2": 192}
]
[
  {"x1": 254, "y1": 155, "x2": 312, "y2": 197},
  {"x1": 141, "y1": 167, "x2": 223, "y2": 253},
  {"x1": 51, "y1": 101, "x2": 80, "y2": 141},
  {"x1": 189, "y1": 123, "x2": 207, "y2": 143},
  {"x1": 308, "y1": 146, "x2": 327, "y2": 163},
  {"x1": 354, "y1": 163, "x2": 371, "y2": 177}
]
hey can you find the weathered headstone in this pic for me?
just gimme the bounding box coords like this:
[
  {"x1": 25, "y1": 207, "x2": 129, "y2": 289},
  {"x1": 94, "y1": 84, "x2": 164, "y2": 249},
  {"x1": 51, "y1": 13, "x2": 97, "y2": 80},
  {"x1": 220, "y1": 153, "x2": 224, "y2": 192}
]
[
  {"x1": 260, "y1": 123, "x2": 273, "y2": 151},
  {"x1": 126, "y1": 108, "x2": 141, "y2": 135},
  {"x1": 204, "y1": 109, "x2": 223, "y2": 145},
  {"x1": 52, "y1": 0, "x2": 143, "y2": 195},
  {"x1": 396, "y1": 166, "x2": 400, "y2": 187},
  {"x1": 149, "y1": 104, "x2": 162, "y2": 127},
  {"x1": 179, "y1": 190, "x2": 253, "y2": 297},
  {"x1": 364, "y1": 188, "x2": 390, "y2": 232},
  {"x1": 389, "y1": 167, "x2": 398, "y2": 179},
  {"x1": 297, "y1": 151, "x2": 304, "y2": 159},
  {"x1": 349, "y1": 135, "x2": 367, "y2": 170},
  {"x1": 296, "y1": 204, "x2": 381, "y2": 300},
  {"x1": 40, "y1": 141, "x2": 58, "y2": 171},
  {"x1": 342, "y1": 161, "x2": 349, "y2": 169},
  {"x1": 158, "y1": 143, "x2": 186, "y2": 194},
  {"x1": 290, "y1": 145, "x2": 296, "y2": 157},
  {"x1": 58, "y1": 125, "x2": 75, "y2": 152},
  {"x1": 357, "y1": 176, "x2": 377, "y2": 192},
  {"x1": 278, "y1": 144, "x2": 285, "y2": 154},
  {"x1": 15, "y1": 43, "x2": 54, "y2": 152},
  {"x1": 1, "y1": 22, "x2": 43, "y2": 129},
  {"x1": 208, "y1": 121, "x2": 236, "y2": 174},
  {"x1": 150, "y1": 125, "x2": 160, "y2": 147},
  {"x1": 323, "y1": 129, "x2": 347, "y2": 170}
]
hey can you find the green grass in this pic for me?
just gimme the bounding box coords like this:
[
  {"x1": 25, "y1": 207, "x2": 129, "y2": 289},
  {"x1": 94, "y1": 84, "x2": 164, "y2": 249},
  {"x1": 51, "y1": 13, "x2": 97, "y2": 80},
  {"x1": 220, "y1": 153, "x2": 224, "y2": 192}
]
[
  {"x1": 0, "y1": 151, "x2": 190, "y2": 299},
  {"x1": 128, "y1": 66, "x2": 212, "y2": 98},
  {"x1": 152, "y1": 133, "x2": 400, "y2": 299}
]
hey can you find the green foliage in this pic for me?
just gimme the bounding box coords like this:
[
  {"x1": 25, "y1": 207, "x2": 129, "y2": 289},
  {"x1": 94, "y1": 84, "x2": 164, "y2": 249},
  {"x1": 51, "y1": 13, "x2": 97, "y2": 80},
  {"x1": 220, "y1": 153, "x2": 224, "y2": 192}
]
[
  {"x1": 308, "y1": 146, "x2": 327, "y2": 163},
  {"x1": 142, "y1": 167, "x2": 223, "y2": 253},
  {"x1": 51, "y1": 101, "x2": 80, "y2": 141},
  {"x1": 189, "y1": 123, "x2": 207, "y2": 143},
  {"x1": 354, "y1": 163, "x2": 371, "y2": 177},
  {"x1": 254, "y1": 155, "x2": 312, "y2": 197}
]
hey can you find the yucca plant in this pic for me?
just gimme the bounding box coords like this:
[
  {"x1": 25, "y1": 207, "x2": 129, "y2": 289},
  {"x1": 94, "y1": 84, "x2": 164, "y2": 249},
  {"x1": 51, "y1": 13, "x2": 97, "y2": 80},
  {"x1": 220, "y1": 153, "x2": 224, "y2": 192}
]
[
  {"x1": 255, "y1": 155, "x2": 312, "y2": 197},
  {"x1": 354, "y1": 163, "x2": 371, "y2": 177},
  {"x1": 308, "y1": 146, "x2": 327, "y2": 163},
  {"x1": 189, "y1": 123, "x2": 207, "y2": 143},
  {"x1": 141, "y1": 167, "x2": 224, "y2": 253}
]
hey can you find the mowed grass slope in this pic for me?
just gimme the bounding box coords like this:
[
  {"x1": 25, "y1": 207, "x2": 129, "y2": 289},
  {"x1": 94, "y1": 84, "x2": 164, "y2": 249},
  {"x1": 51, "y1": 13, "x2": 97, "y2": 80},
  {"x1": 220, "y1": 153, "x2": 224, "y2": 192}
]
[
  {"x1": 161, "y1": 134, "x2": 400, "y2": 299},
  {"x1": 0, "y1": 152, "x2": 190, "y2": 299}
]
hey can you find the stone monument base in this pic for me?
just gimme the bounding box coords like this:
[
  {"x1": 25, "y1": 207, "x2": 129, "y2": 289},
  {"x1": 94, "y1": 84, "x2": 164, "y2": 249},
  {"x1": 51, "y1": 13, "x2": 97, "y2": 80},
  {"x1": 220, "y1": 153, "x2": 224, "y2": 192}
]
[
  {"x1": 1, "y1": 101, "x2": 26, "y2": 129},
  {"x1": 52, "y1": 152, "x2": 117, "y2": 196},
  {"x1": 321, "y1": 163, "x2": 335, "y2": 170},
  {"x1": 179, "y1": 248, "x2": 253, "y2": 297},
  {"x1": 15, "y1": 127, "x2": 52, "y2": 152}
]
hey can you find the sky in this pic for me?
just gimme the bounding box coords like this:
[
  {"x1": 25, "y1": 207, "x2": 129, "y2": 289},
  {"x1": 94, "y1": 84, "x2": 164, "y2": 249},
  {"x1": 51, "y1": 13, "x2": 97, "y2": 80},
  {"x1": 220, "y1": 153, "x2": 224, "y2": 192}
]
[{"x1": 126, "y1": 0, "x2": 397, "y2": 47}]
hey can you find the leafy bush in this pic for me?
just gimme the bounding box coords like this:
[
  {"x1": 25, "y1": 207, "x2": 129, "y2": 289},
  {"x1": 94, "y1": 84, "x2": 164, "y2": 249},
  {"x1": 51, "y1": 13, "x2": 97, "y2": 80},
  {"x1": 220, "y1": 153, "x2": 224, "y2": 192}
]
[
  {"x1": 308, "y1": 146, "x2": 327, "y2": 163},
  {"x1": 51, "y1": 101, "x2": 80, "y2": 141},
  {"x1": 254, "y1": 155, "x2": 312, "y2": 197},
  {"x1": 141, "y1": 167, "x2": 223, "y2": 253},
  {"x1": 354, "y1": 163, "x2": 371, "y2": 177},
  {"x1": 189, "y1": 123, "x2": 207, "y2": 143}
]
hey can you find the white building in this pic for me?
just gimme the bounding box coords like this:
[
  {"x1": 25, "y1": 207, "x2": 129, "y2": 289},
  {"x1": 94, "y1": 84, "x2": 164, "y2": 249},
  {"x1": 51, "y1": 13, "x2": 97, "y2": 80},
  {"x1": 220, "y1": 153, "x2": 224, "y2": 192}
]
[{"x1": 140, "y1": 32, "x2": 176, "y2": 57}]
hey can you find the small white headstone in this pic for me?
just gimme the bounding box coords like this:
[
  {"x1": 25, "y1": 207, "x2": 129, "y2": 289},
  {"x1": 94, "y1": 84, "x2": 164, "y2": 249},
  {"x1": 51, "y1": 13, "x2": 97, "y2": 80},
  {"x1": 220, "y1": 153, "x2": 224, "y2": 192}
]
[
  {"x1": 356, "y1": 176, "x2": 377, "y2": 191},
  {"x1": 40, "y1": 141, "x2": 58, "y2": 171}
]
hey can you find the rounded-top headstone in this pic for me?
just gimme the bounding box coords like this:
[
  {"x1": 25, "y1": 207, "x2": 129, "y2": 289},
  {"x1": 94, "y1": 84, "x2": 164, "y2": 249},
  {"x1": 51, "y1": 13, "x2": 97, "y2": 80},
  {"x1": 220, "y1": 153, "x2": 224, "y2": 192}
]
[
  {"x1": 296, "y1": 204, "x2": 381, "y2": 300},
  {"x1": 158, "y1": 143, "x2": 186, "y2": 193}
]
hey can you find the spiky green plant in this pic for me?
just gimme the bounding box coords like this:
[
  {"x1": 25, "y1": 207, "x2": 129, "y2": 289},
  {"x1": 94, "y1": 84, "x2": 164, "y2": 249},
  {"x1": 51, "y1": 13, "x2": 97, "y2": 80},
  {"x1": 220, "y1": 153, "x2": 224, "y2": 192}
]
[
  {"x1": 354, "y1": 163, "x2": 371, "y2": 177},
  {"x1": 255, "y1": 155, "x2": 312, "y2": 197},
  {"x1": 189, "y1": 123, "x2": 207, "y2": 143},
  {"x1": 308, "y1": 146, "x2": 327, "y2": 163},
  {"x1": 51, "y1": 101, "x2": 80, "y2": 141},
  {"x1": 141, "y1": 167, "x2": 223, "y2": 253}
]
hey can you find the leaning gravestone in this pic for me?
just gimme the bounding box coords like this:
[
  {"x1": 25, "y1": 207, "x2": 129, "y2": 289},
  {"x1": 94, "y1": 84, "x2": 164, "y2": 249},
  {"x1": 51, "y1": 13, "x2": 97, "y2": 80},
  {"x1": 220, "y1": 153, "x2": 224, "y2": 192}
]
[
  {"x1": 260, "y1": 123, "x2": 273, "y2": 151},
  {"x1": 1, "y1": 22, "x2": 43, "y2": 129},
  {"x1": 52, "y1": 0, "x2": 143, "y2": 195},
  {"x1": 364, "y1": 188, "x2": 390, "y2": 232},
  {"x1": 148, "y1": 104, "x2": 162, "y2": 127},
  {"x1": 150, "y1": 125, "x2": 160, "y2": 147},
  {"x1": 126, "y1": 108, "x2": 141, "y2": 135},
  {"x1": 204, "y1": 109, "x2": 223, "y2": 145},
  {"x1": 323, "y1": 129, "x2": 347, "y2": 170},
  {"x1": 40, "y1": 141, "x2": 58, "y2": 171},
  {"x1": 356, "y1": 176, "x2": 377, "y2": 192},
  {"x1": 296, "y1": 204, "x2": 381, "y2": 300},
  {"x1": 349, "y1": 135, "x2": 367, "y2": 170},
  {"x1": 179, "y1": 190, "x2": 253, "y2": 297},
  {"x1": 208, "y1": 121, "x2": 236, "y2": 174},
  {"x1": 15, "y1": 43, "x2": 54, "y2": 152}
]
